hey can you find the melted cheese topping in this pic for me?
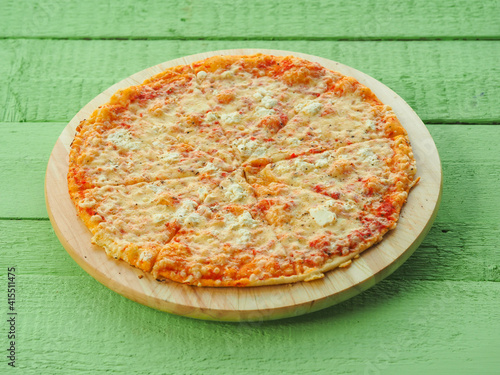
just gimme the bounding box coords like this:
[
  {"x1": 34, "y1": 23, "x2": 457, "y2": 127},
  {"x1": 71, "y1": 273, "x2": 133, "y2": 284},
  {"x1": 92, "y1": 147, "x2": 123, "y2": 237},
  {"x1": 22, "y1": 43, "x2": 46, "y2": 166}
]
[
  {"x1": 69, "y1": 54, "x2": 416, "y2": 286},
  {"x1": 224, "y1": 183, "x2": 247, "y2": 202},
  {"x1": 309, "y1": 200, "x2": 337, "y2": 226},
  {"x1": 107, "y1": 129, "x2": 139, "y2": 150}
]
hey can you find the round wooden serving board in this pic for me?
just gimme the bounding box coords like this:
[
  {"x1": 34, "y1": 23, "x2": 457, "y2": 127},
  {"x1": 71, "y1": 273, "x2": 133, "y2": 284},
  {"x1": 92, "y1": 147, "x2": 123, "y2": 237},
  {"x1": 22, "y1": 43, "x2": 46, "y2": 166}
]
[{"x1": 45, "y1": 49, "x2": 442, "y2": 321}]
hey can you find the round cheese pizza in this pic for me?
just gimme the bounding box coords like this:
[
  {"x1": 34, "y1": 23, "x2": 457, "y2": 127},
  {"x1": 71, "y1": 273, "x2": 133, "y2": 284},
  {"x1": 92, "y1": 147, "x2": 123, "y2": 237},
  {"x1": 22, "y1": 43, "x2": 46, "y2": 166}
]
[{"x1": 68, "y1": 54, "x2": 417, "y2": 287}]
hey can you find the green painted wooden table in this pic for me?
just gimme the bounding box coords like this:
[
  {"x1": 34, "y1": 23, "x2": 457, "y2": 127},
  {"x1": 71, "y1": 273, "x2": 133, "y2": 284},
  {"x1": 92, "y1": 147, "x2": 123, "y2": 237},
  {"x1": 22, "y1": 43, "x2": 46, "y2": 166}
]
[{"x1": 1, "y1": 1, "x2": 499, "y2": 373}]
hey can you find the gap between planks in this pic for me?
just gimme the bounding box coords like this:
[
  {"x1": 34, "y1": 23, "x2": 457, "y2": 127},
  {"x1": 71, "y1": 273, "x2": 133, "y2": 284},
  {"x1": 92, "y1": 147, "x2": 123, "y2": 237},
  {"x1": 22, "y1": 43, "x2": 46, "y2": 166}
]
[
  {"x1": 0, "y1": 217, "x2": 49, "y2": 221},
  {"x1": 1, "y1": 36, "x2": 500, "y2": 42}
]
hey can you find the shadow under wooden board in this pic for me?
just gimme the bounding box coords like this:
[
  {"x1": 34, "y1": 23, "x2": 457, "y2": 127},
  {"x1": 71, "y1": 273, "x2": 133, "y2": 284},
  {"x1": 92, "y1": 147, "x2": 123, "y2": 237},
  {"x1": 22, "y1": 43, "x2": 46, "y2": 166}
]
[{"x1": 45, "y1": 49, "x2": 442, "y2": 321}]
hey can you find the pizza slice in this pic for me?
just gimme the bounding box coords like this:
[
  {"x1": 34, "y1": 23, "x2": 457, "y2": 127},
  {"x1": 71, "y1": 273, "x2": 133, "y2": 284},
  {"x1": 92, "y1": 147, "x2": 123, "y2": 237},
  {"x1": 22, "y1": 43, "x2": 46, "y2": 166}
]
[
  {"x1": 244, "y1": 78, "x2": 405, "y2": 165},
  {"x1": 70, "y1": 177, "x2": 221, "y2": 272},
  {"x1": 151, "y1": 203, "x2": 288, "y2": 286},
  {"x1": 68, "y1": 127, "x2": 234, "y2": 193},
  {"x1": 192, "y1": 55, "x2": 341, "y2": 162},
  {"x1": 126, "y1": 75, "x2": 242, "y2": 167},
  {"x1": 247, "y1": 137, "x2": 416, "y2": 217},
  {"x1": 251, "y1": 182, "x2": 396, "y2": 280}
]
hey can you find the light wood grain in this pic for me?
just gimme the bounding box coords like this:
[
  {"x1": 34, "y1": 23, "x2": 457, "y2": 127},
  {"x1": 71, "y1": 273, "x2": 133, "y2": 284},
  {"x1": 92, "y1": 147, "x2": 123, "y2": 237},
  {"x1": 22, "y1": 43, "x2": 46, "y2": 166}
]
[{"x1": 45, "y1": 49, "x2": 441, "y2": 321}]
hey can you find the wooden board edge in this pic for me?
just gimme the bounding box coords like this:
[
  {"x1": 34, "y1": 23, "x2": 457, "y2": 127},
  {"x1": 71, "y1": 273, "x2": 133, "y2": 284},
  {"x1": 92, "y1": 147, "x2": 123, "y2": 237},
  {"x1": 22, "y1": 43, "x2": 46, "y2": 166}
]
[{"x1": 45, "y1": 48, "x2": 443, "y2": 321}]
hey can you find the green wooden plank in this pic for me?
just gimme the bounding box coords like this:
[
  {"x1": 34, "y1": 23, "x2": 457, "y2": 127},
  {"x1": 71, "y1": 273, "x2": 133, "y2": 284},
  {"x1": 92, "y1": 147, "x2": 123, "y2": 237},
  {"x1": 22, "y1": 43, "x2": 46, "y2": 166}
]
[
  {"x1": 0, "y1": 221, "x2": 81, "y2": 277},
  {"x1": 1, "y1": 0, "x2": 499, "y2": 39},
  {"x1": 1, "y1": 39, "x2": 498, "y2": 123},
  {"x1": 394, "y1": 223, "x2": 500, "y2": 282},
  {"x1": 2, "y1": 123, "x2": 499, "y2": 224},
  {"x1": 427, "y1": 125, "x2": 500, "y2": 226},
  {"x1": 4, "y1": 274, "x2": 499, "y2": 374},
  {"x1": 0, "y1": 122, "x2": 65, "y2": 218}
]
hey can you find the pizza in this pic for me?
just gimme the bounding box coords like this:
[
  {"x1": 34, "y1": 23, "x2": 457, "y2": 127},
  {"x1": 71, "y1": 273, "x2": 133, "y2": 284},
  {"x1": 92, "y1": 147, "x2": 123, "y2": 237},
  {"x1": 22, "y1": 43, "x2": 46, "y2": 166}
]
[{"x1": 68, "y1": 54, "x2": 417, "y2": 287}]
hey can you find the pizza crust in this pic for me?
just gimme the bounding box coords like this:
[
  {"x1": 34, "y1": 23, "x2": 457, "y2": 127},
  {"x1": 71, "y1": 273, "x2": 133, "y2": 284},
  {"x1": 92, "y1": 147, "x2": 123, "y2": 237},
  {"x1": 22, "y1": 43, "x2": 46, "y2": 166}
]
[{"x1": 68, "y1": 54, "x2": 417, "y2": 287}]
